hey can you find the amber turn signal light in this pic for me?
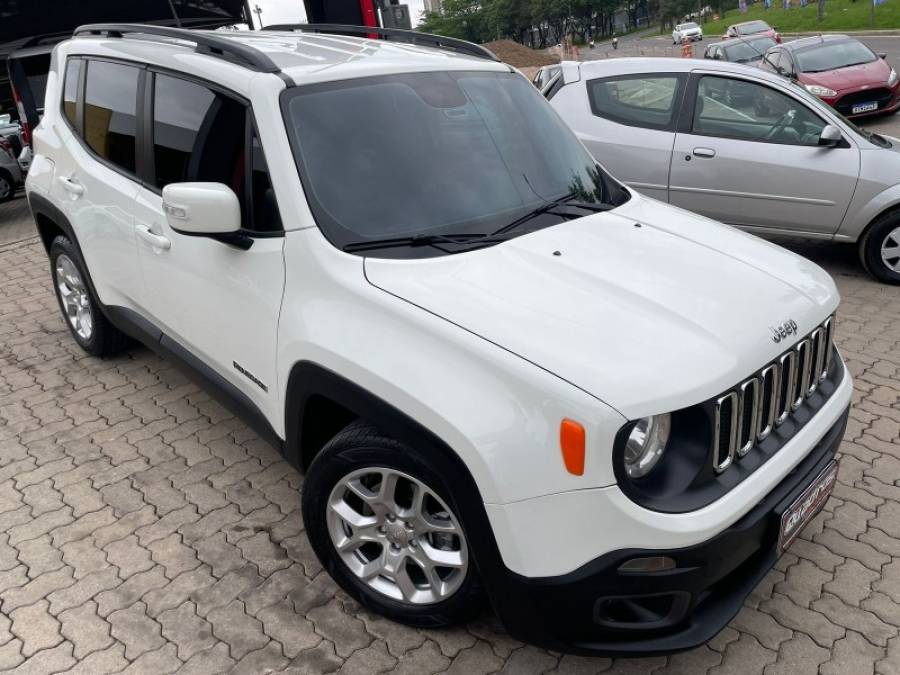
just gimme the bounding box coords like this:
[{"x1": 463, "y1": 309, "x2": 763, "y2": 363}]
[{"x1": 560, "y1": 419, "x2": 586, "y2": 476}]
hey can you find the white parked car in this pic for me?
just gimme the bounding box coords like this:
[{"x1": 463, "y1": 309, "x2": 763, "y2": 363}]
[
  {"x1": 673, "y1": 22, "x2": 703, "y2": 44},
  {"x1": 545, "y1": 58, "x2": 900, "y2": 284},
  {"x1": 28, "y1": 24, "x2": 851, "y2": 654}
]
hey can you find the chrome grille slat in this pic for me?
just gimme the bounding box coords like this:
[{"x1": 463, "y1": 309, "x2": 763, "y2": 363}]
[
  {"x1": 737, "y1": 378, "x2": 759, "y2": 457},
  {"x1": 822, "y1": 316, "x2": 834, "y2": 381},
  {"x1": 713, "y1": 391, "x2": 739, "y2": 473},
  {"x1": 776, "y1": 350, "x2": 796, "y2": 426},
  {"x1": 712, "y1": 314, "x2": 836, "y2": 474},
  {"x1": 757, "y1": 364, "x2": 778, "y2": 442},
  {"x1": 793, "y1": 338, "x2": 812, "y2": 411}
]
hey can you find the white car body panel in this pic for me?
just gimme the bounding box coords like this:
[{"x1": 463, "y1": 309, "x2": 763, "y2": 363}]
[
  {"x1": 28, "y1": 35, "x2": 850, "y2": 587},
  {"x1": 367, "y1": 193, "x2": 838, "y2": 419}
]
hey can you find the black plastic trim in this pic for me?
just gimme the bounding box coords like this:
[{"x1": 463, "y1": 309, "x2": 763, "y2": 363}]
[
  {"x1": 103, "y1": 305, "x2": 284, "y2": 451},
  {"x1": 490, "y1": 406, "x2": 848, "y2": 656},
  {"x1": 612, "y1": 345, "x2": 845, "y2": 513},
  {"x1": 74, "y1": 23, "x2": 281, "y2": 73}
]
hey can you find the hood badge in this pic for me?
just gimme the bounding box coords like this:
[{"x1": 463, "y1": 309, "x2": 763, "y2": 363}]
[{"x1": 770, "y1": 319, "x2": 798, "y2": 344}]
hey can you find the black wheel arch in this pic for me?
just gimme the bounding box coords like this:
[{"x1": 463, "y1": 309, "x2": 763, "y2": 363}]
[{"x1": 283, "y1": 361, "x2": 535, "y2": 635}]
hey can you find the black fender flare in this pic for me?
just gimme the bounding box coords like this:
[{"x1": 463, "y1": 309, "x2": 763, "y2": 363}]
[{"x1": 282, "y1": 361, "x2": 536, "y2": 632}]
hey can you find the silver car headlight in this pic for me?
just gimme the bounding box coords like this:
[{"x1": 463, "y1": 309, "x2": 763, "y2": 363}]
[
  {"x1": 889, "y1": 68, "x2": 898, "y2": 87},
  {"x1": 623, "y1": 414, "x2": 671, "y2": 478},
  {"x1": 804, "y1": 84, "x2": 837, "y2": 97}
]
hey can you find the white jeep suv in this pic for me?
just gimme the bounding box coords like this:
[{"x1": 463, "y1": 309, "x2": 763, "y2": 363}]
[{"x1": 27, "y1": 23, "x2": 851, "y2": 655}]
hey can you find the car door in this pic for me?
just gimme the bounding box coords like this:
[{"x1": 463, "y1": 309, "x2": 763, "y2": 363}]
[
  {"x1": 559, "y1": 72, "x2": 686, "y2": 201},
  {"x1": 668, "y1": 72, "x2": 859, "y2": 235},
  {"x1": 49, "y1": 57, "x2": 144, "y2": 311},
  {"x1": 132, "y1": 70, "x2": 286, "y2": 423}
]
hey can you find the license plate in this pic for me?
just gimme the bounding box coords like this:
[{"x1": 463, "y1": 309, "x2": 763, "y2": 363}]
[
  {"x1": 778, "y1": 460, "x2": 838, "y2": 555},
  {"x1": 852, "y1": 101, "x2": 878, "y2": 114}
]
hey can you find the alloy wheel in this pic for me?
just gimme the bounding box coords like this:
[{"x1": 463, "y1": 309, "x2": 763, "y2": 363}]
[
  {"x1": 55, "y1": 254, "x2": 94, "y2": 341},
  {"x1": 881, "y1": 226, "x2": 900, "y2": 273},
  {"x1": 326, "y1": 467, "x2": 468, "y2": 605},
  {"x1": 0, "y1": 177, "x2": 11, "y2": 200}
]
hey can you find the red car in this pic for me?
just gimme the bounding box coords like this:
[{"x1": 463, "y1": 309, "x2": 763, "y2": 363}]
[
  {"x1": 723, "y1": 20, "x2": 780, "y2": 43},
  {"x1": 761, "y1": 35, "x2": 900, "y2": 119}
]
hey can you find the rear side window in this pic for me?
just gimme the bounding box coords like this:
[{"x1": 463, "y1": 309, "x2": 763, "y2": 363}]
[
  {"x1": 587, "y1": 75, "x2": 683, "y2": 131},
  {"x1": 84, "y1": 60, "x2": 139, "y2": 174},
  {"x1": 62, "y1": 59, "x2": 81, "y2": 130},
  {"x1": 152, "y1": 73, "x2": 280, "y2": 232}
]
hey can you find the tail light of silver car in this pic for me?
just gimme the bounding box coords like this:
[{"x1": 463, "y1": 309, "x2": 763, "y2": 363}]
[{"x1": 712, "y1": 315, "x2": 835, "y2": 474}]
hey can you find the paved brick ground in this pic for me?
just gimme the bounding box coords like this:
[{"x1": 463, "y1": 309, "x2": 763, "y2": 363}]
[{"x1": 1, "y1": 195, "x2": 899, "y2": 674}]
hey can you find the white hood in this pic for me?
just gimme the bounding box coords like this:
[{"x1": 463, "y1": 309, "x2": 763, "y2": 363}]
[{"x1": 365, "y1": 195, "x2": 839, "y2": 419}]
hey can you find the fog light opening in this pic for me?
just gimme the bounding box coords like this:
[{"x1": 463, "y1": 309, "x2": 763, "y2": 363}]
[{"x1": 617, "y1": 556, "x2": 677, "y2": 574}]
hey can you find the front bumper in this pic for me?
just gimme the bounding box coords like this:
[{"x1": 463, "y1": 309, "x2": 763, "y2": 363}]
[{"x1": 488, "y1": 405, "x2": 848, "y2": 655}]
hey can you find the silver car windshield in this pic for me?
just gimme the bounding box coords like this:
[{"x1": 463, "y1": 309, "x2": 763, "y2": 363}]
[{"x1": 281, "y1": 70, "x2": 628, "y2": 255}]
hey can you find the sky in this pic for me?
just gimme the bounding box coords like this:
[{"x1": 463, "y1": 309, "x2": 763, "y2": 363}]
[{"x1": 250, "y1": 0, "x2": 427, "y2": 27}]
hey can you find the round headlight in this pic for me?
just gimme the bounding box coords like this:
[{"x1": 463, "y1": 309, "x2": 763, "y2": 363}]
[{"x1": 623, "y1": 414, "x2": 671, "y2": 479}]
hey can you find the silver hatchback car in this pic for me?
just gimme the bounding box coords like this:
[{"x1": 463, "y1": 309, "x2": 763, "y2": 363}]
[{"x1": 546, "y1": 57, "x2": 900, "y2": 283}]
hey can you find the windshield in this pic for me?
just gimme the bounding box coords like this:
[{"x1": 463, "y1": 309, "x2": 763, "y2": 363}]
[
  {"x1": 724, "y1": 37, "x2": 776, "y2": 62},
  {"x1": 282, "y1": 71, "x2": 627, "y2": 257},
  {"x1": 795, "y1": 40, "x2": 876, "y2": 72},
  {"x1": 736, "y1": 21, "x2": 770, "y2": 35},
  {"x1": 680, "y1": 22, "x2": 699, "y2": 30}
]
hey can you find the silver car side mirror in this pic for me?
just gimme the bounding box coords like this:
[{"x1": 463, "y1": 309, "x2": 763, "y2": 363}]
[{"x1": 818, "y1": 125, "x2": 842, "y2": 148}]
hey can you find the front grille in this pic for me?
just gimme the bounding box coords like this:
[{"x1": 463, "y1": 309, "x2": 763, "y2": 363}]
[
  {"x1": 712, "y1": 316, "x2": 834, "y2": 474},
  {"x1": 834, "y1": 88, "x2": 892, "y2": 115}
]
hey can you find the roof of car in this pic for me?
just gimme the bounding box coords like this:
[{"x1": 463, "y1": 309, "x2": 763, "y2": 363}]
[
  {"x1": 780, "y1": 34, "x2": 851, "y2": 51},
  {"x1": 731, "y1": 20, "x2": 771, "y2": 26},
  {"x1": 716, "y1": 34, "x2": 775, "y2": 48},
  {"x1": 65, "y1": 27, "x2": 509, "y2": 89},
  {"x1": 578, "y1": 56, "x2": 780, "y2": 80}
]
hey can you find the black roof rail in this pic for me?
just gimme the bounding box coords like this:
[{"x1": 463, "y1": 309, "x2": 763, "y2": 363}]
[
  {"x1": 262, "y1": 23, "x2": 500, "y2": 62},
  {"x1": 72, "y1": 23, "x2": 281, "y2": 73}
]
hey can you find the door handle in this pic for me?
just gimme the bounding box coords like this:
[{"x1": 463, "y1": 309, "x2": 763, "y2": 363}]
[
  {"x1": 57, "y1": 176, "x2": 84, "y2": 196},
  {"x1": 136, "y1": 224, "x2": 171, "y2": 251},
  {"x1": 692, "y1": 147, "x2": 716, "y2": 158}
]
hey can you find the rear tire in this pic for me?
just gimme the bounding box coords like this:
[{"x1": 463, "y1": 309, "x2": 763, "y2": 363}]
[
  {"x1": 859, "y1": 212, "x2": 900, "y2": 284},
  {"x1": 0, "y1": 171, "x2": 14, "y2": 203},
  {"x1": 302, "y1": 421, "x2": 483, "y2": 628},
  {"x1": 49, "y1": 235, "x2": 129, "y2": 356}
]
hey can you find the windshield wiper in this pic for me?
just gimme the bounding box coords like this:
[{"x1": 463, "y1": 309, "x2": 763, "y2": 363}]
[
  {"x1": 343, "y1": 232, "x2": 506, "y2": 253},
  {"x1": 491, "y1": 193, "x2": 616, "y2": 237}
]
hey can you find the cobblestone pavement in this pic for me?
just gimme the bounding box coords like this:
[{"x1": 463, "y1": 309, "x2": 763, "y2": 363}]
[{"x1": 1, "y1": 210, "x2": 900, "y2": 674}]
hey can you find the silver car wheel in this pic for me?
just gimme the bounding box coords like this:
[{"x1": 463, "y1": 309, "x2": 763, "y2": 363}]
[
  {"x1": 881, "y1": 226, "x2": 900, "y2": 273},
  {"x1": 55, "y1": 254, "x2": 94, "y2": 341},
  {"x1": 326, "y1": 467, "x2": 468, "y2": 605}
]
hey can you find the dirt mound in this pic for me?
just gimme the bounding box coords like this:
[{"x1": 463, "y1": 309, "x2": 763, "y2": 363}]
[{"x1": 481, "y1": 39, "x2": 559, "y2": 68}]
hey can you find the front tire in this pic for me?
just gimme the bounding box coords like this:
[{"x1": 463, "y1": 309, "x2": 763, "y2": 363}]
[
  {"x1": 302, "y1": 421, "x2": 482, "y2": 627},
  {"x1": 859, "y1": 213, "x2": 900, "y2": 284},
  {"x1": 49, "y1": 235, "x2": 129, "y2": 356}
]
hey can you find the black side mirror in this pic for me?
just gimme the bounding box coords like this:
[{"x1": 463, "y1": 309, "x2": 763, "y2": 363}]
[{"x1": 878, "y1": 52, "x2": 887, "y2": 60}]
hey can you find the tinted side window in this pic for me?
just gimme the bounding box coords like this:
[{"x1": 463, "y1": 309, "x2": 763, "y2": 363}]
[
  {"x1": 693, "y1": 76, "x2": 826, "y2": 146},
  {"x1": 588, "y1": 75, "x2": 682, "y2": 131},
  {"x1": 152, "y1": 73, "x2": 281, "y2": 232},
  {"x1": 84, "y1": 60, "x2": 138, "y2": 173},
  {"x1": 62, "y1": 58, "x2": 81, "y2": 131},
  {"x1": 152, "y1": 74, "x2": 245, "y2": 196}
]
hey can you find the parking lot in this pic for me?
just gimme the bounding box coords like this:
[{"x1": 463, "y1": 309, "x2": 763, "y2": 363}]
[{"x1": 0, "y1": 185, "x2": 899, "y2": 673}]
